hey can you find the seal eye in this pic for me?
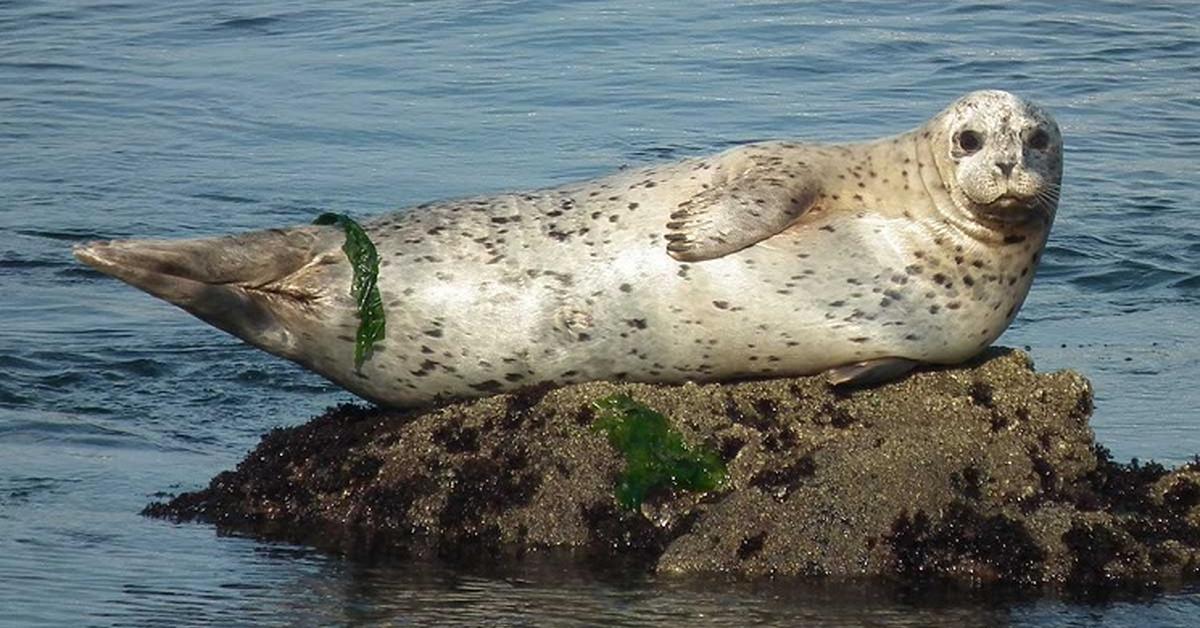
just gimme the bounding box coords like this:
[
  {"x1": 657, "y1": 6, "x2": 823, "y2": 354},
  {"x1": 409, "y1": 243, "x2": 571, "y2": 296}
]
[
  {"x1": 1028, "y1": 129, "x2": 1050, "y2": 150},
  {"x1": 957, "y1": 130, "x2": 982, "y2": 154}
]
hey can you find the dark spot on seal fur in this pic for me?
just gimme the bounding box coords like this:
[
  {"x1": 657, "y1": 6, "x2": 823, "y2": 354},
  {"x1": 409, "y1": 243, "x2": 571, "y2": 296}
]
[
  {"x1": 469, "y1": 380, "x2": 504, "y2": 393},
  {"x1": 411, "y1": 359, "x2": 439, "y2": 376}
]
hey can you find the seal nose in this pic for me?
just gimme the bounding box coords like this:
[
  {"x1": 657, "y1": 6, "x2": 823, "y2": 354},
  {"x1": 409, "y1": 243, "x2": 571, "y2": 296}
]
[{"x1": 996, "y1": 161, "x2": 1015, "y2": 178}]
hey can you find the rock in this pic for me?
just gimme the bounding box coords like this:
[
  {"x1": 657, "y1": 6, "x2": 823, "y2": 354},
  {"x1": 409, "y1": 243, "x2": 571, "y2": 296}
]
[{"x1": 145, "y1": 348, "x2": 1200, "y2": 590}]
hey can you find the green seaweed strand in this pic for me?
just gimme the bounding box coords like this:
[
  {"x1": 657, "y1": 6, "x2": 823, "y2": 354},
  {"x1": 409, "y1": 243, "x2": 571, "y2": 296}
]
[
  {"x1": 593, "y1": 394, "x2": 727, "y2": 510},
  {"x1": 313, "y1": 212, "x2": 386, "y2": 371}
]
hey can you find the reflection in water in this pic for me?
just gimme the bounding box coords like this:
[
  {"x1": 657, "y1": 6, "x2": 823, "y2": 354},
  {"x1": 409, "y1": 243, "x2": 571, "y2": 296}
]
[{"x1": 103, "y1": 549, "x2": 1019, "y2": 627}]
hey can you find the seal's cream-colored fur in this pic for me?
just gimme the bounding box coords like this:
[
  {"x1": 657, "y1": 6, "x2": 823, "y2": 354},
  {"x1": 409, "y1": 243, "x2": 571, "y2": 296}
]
[{"x1": 76, "y1": 90, "x2": 1062, "y2": 407}]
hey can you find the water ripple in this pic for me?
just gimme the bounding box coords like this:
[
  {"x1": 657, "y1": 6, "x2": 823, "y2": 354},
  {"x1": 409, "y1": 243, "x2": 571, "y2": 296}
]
[{"x1": 211, "y1": 15, "x2": 284, "y2": 31}]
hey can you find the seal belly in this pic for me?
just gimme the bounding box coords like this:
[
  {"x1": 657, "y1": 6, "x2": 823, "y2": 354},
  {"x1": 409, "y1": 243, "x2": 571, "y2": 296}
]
[
  {"x1": 354, "y1": 177, "x2": 1037, "y2": 405},
  {"x1": 358, "y1": 179, "x2": 697, "y2": 401},
  {"x1": 638, "y1": 219, "x2": 906, "y2": 379},
  {"x1": 633, "y1": 213, "x2": 1035, "y2": 380}
]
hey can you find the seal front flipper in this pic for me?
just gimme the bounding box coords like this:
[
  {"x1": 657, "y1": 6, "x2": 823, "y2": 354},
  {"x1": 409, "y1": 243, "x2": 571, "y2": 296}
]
[
  {"x1": 664, "y1": 150, "x2": 821, "y2": 261},
  {"x1": 826, "y1": 358, "x2": 919, "y2": 388}
]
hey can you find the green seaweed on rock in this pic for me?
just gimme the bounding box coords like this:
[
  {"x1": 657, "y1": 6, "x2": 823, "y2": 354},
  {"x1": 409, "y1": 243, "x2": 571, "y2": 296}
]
[
  {"x1": 593, "y1": 394, "x2": 727, "y2": 510},
  {"x1": 313, "y1": 212, "x2": 386, "y2": 371}
]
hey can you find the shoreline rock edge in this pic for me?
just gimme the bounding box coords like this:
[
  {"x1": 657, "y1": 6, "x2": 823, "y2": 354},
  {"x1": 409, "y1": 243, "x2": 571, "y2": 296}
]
[{"x1": 145, "y1": 347, "x2": 1200, "y2": 590}]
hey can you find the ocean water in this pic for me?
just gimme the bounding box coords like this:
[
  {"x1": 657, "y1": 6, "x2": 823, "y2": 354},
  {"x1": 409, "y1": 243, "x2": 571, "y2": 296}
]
[{"x1": 2, "y1": 1, "x2": 1198, "y2": 625}]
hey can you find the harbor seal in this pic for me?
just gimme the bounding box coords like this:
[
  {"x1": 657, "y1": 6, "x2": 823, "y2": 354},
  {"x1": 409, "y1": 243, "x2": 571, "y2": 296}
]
[{"x1": 74, "y1": 89, "x2": 1062, "y2": 407}]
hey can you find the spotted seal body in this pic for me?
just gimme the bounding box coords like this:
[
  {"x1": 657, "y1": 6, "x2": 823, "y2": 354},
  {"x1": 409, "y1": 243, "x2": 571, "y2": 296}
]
[{"x1": 75, "y1": 90, "x2": 1062, "y2": 407}]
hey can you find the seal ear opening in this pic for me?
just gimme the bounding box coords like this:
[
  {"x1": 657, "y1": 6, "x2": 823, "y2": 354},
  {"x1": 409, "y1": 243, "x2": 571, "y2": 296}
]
[{"x1": 73, "y1": 228, "x2": 332, "y2": 357}]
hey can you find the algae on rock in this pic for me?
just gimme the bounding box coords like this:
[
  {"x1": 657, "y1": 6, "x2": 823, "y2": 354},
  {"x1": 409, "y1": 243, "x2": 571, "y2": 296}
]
[{"x1": 592, "y1": 393, "x2": 726, "y2": 509}]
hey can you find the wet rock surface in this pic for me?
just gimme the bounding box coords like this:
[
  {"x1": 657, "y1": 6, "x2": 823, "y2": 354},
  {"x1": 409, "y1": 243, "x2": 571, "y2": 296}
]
[{"x1": 146, "y1": 348, "x2": 1200, "y2": 591}]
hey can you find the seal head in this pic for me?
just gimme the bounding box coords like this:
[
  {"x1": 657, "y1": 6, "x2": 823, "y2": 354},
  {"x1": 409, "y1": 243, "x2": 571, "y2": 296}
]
[{"x1": 926, "y1": 90, "x2": 1062, "y2": 237}]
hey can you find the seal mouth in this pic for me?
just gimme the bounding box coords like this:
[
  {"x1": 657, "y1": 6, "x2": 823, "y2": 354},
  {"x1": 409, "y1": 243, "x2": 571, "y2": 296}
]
[
  {"x1": 984, "y1": 195, "x2": 1029, "y2": 210},
  {"x1": 971, "y1": 193, "x2": 1048, "y2": 226}
]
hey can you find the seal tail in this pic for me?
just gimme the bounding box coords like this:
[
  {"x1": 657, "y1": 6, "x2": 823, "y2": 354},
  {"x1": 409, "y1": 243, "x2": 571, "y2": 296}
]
[{"x1": 73, "y1": 227, "x2": 334, "y2": 357}]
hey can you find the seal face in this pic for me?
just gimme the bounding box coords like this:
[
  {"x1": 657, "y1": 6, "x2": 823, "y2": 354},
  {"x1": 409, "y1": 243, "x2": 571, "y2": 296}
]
[
  {"x1": 75, "y1": 90, "x2": 1063, "y2": 407},
  {"x1": 927, "y1": 90, "x2": 1062, "y2": 237}
]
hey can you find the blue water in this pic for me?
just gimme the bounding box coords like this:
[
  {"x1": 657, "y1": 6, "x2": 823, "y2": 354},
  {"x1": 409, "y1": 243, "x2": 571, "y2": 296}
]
[{"x1": 2, "y1": 1, "x2": 1199, "y2": 625}]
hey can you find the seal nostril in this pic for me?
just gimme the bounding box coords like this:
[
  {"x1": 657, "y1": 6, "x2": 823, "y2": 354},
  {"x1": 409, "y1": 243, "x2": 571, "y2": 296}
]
[{"x1": 996, "y1": 161, "x2": 1015, "y2": 177}]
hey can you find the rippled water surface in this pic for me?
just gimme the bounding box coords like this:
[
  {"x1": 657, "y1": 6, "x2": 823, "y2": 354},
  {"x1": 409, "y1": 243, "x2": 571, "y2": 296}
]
[{"x1": 2, "y1": 1, "x2": 1198, "y2": 625}]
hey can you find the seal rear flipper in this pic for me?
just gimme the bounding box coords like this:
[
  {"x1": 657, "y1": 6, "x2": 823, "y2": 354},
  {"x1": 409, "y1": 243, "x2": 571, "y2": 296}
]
[
  {"x1": 73, "y1": 227, "x2": 341, "y2": 358},
  {"x1": 74, "y1": 228, "x2": 330, "y2": 287},
  {"x1": 665, "y1": 149, "x2": 821, "y2": 262},
  {"x1": 826, "y1": 357, "x2": 919, "y2": 388}
]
